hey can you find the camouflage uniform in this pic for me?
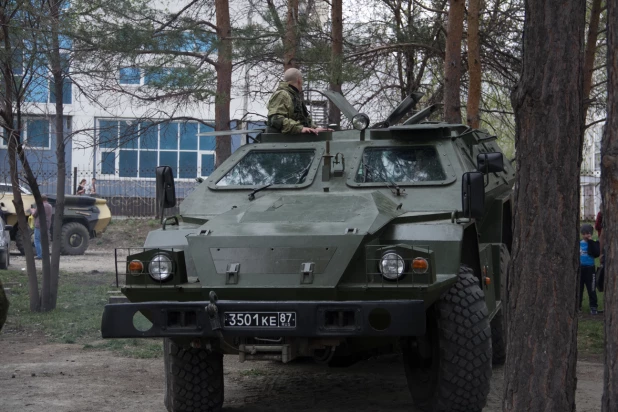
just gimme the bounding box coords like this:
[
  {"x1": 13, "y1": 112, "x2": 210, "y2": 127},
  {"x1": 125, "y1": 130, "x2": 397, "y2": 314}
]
[{"x1": 267, "y1": 82, "x2": 316, "y2": 134}]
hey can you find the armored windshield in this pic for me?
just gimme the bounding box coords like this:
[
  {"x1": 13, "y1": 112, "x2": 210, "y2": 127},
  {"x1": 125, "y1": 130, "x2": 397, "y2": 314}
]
[
  {"x1": 217, "y1": 149, "x2": 315, "y2": 186},
  {"x1": 355, "y1": 146, "x2": 446, "y2": 183}
]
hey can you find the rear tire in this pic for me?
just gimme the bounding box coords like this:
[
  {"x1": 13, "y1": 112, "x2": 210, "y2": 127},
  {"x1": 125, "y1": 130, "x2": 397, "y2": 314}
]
[
  {"x1": 15, "y1": 226, "x2": 32, "y2": 256},
  {"x1": 403, "y1": 266, "x2": 492, "y2": 412},
  {"x1": 60, "y1": 222, "x2": 89, "y2": 255},
  {"x1": 163, "y1": 338, "x2": 224, "y2": 412}
]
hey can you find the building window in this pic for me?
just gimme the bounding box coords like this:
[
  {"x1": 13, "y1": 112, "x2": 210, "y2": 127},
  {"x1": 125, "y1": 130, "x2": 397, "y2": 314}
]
[
  {"x1": 201, "y1": 154, "x2": 215, "y2": 177},
  {"x1": 143, "y1": 67, "x2": 192, "y2": 88},
  {"x1": 49, "y1": 53, "x2": 72, "y2": 104},
  {"x1": 119, "y1": 67, "x2": 141, "y2": 85},
  {"x1": 0, "y1": 118, "x2": 51, "y2": 149},
  {"x1": 101, "y1": 151, "x2": 115, "y2": 175},
  {"x1": 22, "y1": 54, "x2": 72, "y2": 105},
  {"x1": 26, "y1": 119, "x2": 51, "y2": 148},
  {"x1": 97, "y1": 119, "x2": 216, "y2": 179}
]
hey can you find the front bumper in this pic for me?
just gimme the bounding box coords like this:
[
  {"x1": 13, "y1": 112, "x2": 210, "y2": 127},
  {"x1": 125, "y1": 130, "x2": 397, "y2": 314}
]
[{"x1": 101, "y1": 300, "x2": 426, "y2": 338}]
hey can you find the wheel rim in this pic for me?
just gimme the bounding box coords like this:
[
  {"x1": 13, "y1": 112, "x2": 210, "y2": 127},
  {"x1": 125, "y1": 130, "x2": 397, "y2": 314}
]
[{"x1": 69, "y1": 233, "x2": 83, "y2": 247}]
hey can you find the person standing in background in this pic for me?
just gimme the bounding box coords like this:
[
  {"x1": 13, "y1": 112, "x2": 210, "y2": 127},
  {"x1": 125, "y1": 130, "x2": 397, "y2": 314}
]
[
  {"x1": 76, "y1": 179, "x2": 87, "y2": 195},
  {"x1": 595, "y1": 210, "x2": 606, "y2": 292},
  {"x1": 579, "y1": 224, "x2": 601, "y2": 314},
  {"x1": 30, "y1": 195, "x2": 53, "y2": 259},
  {"x1": 87, "y1": 178, "x2": 96, "y2": 195}
]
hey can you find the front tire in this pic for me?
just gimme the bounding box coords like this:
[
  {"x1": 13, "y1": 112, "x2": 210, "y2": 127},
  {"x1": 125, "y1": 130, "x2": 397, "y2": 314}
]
[
  {"x1": 403, "y1": 266, "x2": 492, "y2": 412},
  {"x1": 60, "y1": 222, "x2": 89, "y2": 255},
  {"x1": 164, "y1": 338, "x2": 224, "y2": 412}
]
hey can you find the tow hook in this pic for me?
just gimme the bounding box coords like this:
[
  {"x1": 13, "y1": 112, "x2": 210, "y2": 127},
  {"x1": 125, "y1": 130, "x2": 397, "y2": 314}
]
[{"x1": 206, "y1": 291, "x2": 222, "y2": 332}]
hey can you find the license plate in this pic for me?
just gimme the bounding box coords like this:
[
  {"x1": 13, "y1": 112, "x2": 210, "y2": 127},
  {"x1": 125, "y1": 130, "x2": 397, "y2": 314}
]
[{"x1": 224, "y1": 312, "x2": 296, "y2": 328}]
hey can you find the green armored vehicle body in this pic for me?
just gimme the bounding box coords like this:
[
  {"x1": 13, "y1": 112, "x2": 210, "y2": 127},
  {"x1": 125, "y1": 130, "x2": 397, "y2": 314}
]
[{"x1": 102, "y1": 93, "x2": 515, "y2": 412}]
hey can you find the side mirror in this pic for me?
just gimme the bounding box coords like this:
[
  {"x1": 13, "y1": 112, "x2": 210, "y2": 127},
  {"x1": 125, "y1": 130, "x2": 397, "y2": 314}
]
[
  {"x1": 462, "y1": 172, "x2": 485, "y2": 220},
  {"x1": 477, "y1": 152, "x2": 504, "y2": 173},
  {"x1": 156, "y1": 166, "x2": 176, "y2": 209}
]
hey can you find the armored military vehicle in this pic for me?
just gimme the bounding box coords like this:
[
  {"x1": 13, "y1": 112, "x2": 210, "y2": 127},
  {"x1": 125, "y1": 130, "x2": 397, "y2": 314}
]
[
  {"x1": 0, "y1": 190, "x2": 112, "y2": 255},
  {"x1": 101, "y1": 92, "x2": 515, "y2": 412}
]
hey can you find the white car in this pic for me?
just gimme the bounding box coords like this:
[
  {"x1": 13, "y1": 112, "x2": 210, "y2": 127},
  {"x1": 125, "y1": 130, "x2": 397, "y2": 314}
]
[
  {"x1": 0, "y1": 183, "x2": 31, "y2": 195},
  {"x1": 0, "y1": 217, "x2": 10, "y2": 269}
]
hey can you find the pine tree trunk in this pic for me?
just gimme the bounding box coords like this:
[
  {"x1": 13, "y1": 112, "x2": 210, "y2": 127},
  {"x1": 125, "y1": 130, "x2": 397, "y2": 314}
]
[
  {"x1": 328, "y1": 0, "x2": 342, "y2": 127},
  {"x1": 503, "y1": 0, "x2": 585, "y2": 410},
  {"x1": 582, "y1": 0, "x2": 602, "y2": 118},
  {"x1": 601, "y1": 0, "x2": 618, "y2": 409},
  {"x1": 283, "y1": 0, "x2": 298, "y2": 70},
  {"x1": 214, "y1": 0, "x2": 232, "y2": 167},
  {"x1": 466, "y1": 0, "x2": 482, "y2": 129},
  {"x1": 443, "y1": 0, "x2": 465, "y2": 124}
]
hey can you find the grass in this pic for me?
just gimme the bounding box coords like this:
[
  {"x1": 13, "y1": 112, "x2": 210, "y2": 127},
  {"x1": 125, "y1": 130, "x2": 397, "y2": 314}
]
[
  {"x1": 578, "y1": 290, "x2": 605, "y2": 356},
  {"x1": 0, "y1": 269, "x2": 162, "y2": 358},
  {"x1": 240, "y1": 369, "x2": 268, "y2": 377}
]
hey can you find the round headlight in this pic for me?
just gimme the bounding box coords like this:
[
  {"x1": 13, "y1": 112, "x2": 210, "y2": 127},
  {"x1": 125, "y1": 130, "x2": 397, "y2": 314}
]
[
  {"x1": 149, "y1": 254, "x2": 173, "y2": 281},
  {"x1": 352, "y1": 113, "x2": 370, "y2": 130},
  {"x1": 379, "y1": 252, "x2": 405, "y2": 280}
]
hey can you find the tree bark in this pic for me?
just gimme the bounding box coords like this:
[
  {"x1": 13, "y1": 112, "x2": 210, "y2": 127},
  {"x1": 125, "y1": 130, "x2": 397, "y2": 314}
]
[
  {"x1": 328, "y1": 0, "x2": 342, "y2": 127},
  {"x1": 466, "y1": 0, "x2": 482, "y2": 129},
  {"x1": 47, "y1": 0, "x2": 66, "y2": 311},
  {"x1": 283, "y1": 0, "x2": 298, "y2": 70},
  {"x1": 601, "y1": 0, "x2": 618, "y2": 409},
  {"x1": 214, "y1": 0, "x2": 232, "y2": 167},
  {"x1": 443, "y1": 0, "x2": 465, "y2": 123},
  {"x1": 503, "y1": 0, "x2": 586, "y2": 410},
  {"x1": 0, "y1": 9, "x2": 40, "y2": 311},
  {"x1": 582, "y1": 0, "x2": 602, "y2": 117},
  {"x1": 20, "y1": 151, "x2": 52, "y2": 310},
  {"x1": 7, "y1": 130, "x2": 40, "y2": 312}
]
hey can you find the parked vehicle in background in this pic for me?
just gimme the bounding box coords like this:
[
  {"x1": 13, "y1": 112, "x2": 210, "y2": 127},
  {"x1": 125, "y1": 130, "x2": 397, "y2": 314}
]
[
  {"x1": 0, "y1": 186, "x2": 112, "y2": 255},
  {"x1": 101, "y1": 92, "x2": 515, "y2": 412}
]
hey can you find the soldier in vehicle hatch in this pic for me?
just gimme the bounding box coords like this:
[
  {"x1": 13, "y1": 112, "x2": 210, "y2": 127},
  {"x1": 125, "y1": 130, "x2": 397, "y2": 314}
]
[{"x1": 267, "y1": 68, "x2": 330, "y2": 135}]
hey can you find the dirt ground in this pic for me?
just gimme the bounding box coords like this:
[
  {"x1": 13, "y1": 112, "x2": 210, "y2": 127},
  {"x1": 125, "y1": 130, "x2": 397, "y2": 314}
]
[
  {"x1": 9, "y1": 248, "x2": 117, "y2": 274},
  {"x1": 0, "y1": 220, "x2": 605, "y2": 411},
  {"x1": 0, "y1": 333, "x2": 604, "y2": 412},
  {"x1": 6, "y1": 218, "x2": 153, "y2": 273}
]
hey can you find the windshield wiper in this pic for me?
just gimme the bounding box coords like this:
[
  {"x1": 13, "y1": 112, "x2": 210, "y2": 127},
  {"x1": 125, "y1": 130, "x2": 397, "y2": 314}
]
[
  {"x1": 248, "y1": 183, "x2": 273, "y2": 201},
  {"x1": 294, "y1": 163, "x2": 312, "y2": 184},
  {"x1": 361, "y1": 161, "x2": 406, "y2": 197},
  {"x1": 247, "y1": 163, "x2": 313, "y2": 201}
]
